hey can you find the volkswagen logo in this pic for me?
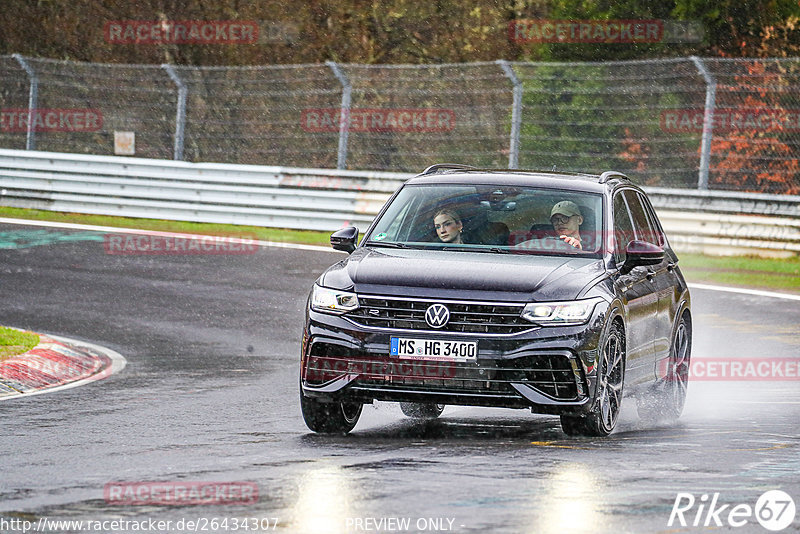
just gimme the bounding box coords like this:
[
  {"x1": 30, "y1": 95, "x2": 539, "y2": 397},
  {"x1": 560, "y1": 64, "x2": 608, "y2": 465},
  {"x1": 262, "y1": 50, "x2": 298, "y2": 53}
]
[{"x1": 425, "y1": 303, "x2": 450, "y2": 329}]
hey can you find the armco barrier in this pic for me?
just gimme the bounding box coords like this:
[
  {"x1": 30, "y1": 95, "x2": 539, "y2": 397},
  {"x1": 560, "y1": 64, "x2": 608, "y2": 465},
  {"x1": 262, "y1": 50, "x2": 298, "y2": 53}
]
[
  {"x1": 656, "y1": 211, "x2": 800, "y2": 257},
  {"x1": 0, "y1": 148, "x2": 402, "y2": 232},
  {"x1": 0, "y1": 148, "x2": 798, "y2": 256}
]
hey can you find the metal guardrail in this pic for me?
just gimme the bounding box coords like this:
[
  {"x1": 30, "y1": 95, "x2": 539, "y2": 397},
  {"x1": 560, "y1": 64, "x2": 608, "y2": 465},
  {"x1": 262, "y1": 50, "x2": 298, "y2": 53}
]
[
  {"x1": 656, "y1": 211, "x2": 800, "y2": 257},
  {"x1": 646, "y1": 187, "x2": 800, "y2": 218},
  {"x1": 0, "y1": 149, "x2": 798, "y2": 256},
  {"x1": 0, "y1": 148, "x2": 402, "y2": 231}
]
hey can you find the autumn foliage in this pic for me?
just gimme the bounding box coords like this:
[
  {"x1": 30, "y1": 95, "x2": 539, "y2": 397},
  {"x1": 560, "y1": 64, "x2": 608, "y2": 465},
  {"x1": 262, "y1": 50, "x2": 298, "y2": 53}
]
[{"x1": 709, "y1": 61, "x2": 800, "y2": 194}]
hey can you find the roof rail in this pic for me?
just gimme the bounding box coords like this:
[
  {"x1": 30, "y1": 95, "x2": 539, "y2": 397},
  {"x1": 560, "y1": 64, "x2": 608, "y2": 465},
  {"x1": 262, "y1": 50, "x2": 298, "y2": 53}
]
[
  {"x1": 491, "y1": 168, "x2": 597, "y2": 178},
  {"x1": 598, "y1": 171, "x2": 630, "y2": 184},
  {"x1": 421, "y1": 163, "x2": 478, "y2": 175}
]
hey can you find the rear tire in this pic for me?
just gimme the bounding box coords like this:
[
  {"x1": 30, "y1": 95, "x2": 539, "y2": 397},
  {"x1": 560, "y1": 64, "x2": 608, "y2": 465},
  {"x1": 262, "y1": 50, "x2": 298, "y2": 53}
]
[
  {"x1": 637, "y1": 314, "x2": 691, "y2": 423},
  {"x1": 399, "y1": 402, "x2": 445, "y2": 419},
  {"x1": 300, "y1": 391, "x2": 362, "y2": 434},
  {"x1": 561, "y1": 321, "x2": 626, "y2": 437}
]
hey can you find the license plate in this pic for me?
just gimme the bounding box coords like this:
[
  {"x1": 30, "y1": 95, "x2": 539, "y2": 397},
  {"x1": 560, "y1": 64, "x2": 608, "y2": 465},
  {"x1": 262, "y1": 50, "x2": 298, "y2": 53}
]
[{"x1": 390, "y1": 337, "x2": 477, "y2": 361}]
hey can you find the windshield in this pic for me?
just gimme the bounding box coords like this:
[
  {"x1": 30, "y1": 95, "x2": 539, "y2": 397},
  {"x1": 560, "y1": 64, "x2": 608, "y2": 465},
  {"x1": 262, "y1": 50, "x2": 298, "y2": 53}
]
[{"x1": 364, "y1": 184, "x2": 604, "y2": 257}]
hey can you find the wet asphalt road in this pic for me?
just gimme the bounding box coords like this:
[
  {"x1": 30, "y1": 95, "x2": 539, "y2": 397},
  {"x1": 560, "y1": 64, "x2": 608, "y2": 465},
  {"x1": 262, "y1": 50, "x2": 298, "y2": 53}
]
[{"x1": 0, "y1": 222, "x2": 798, "y2": 534}]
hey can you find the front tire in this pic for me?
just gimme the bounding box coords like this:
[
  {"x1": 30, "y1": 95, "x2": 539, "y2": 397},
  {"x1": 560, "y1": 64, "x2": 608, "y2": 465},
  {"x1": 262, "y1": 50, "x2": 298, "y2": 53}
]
[
  {"x1": 400, "y1": 402, "x2": 445, "y2": 419},
  {"x1": 300, "y1": 390, "x2": 362, "y2": 434},
  {"x1": 561, "y1": 321, "x2": 626, "y2": 437}
]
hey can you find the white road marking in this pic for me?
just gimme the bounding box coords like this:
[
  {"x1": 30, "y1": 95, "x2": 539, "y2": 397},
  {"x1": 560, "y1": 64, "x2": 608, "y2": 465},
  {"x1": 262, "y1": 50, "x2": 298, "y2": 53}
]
[
  {"x1": 688, "y1": 282, "x2": 800, "y2": 302},
  {"x1": 2, "y1": 217, "x2": 799, "y2": 299},
  {"x1": 0, "y1": 333, "x2": 126, "y2": 401}
]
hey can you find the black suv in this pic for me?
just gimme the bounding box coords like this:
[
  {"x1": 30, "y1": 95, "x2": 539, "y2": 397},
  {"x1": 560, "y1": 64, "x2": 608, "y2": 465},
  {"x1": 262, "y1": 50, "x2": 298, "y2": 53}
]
[{"x1": 300, "y1": 165, "x2": 692, "y2": 436}]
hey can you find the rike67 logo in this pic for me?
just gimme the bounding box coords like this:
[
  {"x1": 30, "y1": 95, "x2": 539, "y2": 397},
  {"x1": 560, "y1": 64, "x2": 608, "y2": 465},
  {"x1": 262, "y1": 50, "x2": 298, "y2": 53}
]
[{"x1": 669, "y1": 490, "x2": 796, "y2": 531}]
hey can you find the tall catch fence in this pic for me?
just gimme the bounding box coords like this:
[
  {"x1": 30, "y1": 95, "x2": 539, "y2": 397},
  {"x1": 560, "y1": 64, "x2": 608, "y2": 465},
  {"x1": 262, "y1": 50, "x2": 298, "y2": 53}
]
[{"x1": 1, "y1": 55, "x2": 798, "y2": 194}]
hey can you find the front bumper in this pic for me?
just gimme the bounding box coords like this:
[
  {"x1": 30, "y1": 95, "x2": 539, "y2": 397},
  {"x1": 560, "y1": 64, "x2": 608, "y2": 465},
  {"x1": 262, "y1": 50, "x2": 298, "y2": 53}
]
[{"x1": 301, "y1": 305, "x2": 608, "y2": 415}]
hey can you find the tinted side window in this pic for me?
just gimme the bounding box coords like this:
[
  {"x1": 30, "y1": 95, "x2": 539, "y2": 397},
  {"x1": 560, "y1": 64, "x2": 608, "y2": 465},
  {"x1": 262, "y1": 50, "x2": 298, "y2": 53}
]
[
  {"x1": 638, "y1": 192, "x2": 667, "y2": 247},
  {"x1": 622, "y1": 190, "x2": 658, "y2": 245},
  {"x1": 612, "y1": 192, "x2": 634, "y2": 263}
]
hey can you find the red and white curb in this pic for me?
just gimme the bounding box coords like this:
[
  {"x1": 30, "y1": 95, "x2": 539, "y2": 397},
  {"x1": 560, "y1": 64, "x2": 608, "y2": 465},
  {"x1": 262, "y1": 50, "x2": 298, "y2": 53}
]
[{"x1": 0, "y1": 331, "x2": 126, "y2": 400}]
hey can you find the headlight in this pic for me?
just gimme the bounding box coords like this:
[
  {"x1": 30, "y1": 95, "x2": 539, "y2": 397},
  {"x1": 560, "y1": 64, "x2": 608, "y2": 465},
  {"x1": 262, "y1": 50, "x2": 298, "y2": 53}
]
[
  {"x1": 521, "y1": 297, "x2": 603, "y2": 326},
  {"x1": 310, "y1": 285, "x2": 359, "y2": 314}
]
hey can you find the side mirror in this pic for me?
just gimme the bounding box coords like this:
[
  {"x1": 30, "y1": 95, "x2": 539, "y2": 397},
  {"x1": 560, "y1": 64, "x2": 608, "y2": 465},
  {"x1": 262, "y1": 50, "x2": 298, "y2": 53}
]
[
  {"x1": 620, "y1": 240, "x2": 665, "y2": 274},
  {"x1": 330, "y1": 226, "x2": 359, "y2": 254}
]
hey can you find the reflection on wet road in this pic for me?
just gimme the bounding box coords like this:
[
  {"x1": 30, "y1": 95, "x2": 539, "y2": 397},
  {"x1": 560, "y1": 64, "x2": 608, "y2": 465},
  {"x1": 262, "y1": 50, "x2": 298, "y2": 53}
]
[{"x1": 0, "y1": 223, "x2": 797, "y2": 533}]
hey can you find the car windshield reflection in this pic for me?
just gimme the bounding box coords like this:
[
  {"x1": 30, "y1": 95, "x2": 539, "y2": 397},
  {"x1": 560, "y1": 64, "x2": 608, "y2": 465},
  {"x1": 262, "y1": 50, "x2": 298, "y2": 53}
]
[{"x1": 364, "y1": 184, "x2": 604, "y2": 257}]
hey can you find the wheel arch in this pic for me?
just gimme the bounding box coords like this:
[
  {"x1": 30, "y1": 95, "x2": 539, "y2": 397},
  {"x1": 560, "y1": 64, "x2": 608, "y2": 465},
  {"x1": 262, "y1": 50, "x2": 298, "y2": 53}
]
[
  {"x1": 604, "y1": 300, "x2": 627, "y2": 349},
  {"x1": 680, "y1": 306, "x2": 692, "y2": 331},
  {"x1": 677, "y1": 304, "x2": 693, "y2": 362},
  {"x1": 674, "y1": 301, "x2": 693, "y2": 346}
]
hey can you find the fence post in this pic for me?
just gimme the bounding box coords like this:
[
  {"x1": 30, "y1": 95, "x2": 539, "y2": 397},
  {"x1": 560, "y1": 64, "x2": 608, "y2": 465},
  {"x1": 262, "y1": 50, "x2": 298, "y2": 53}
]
[
  {"x1": 12, "y1": 54, "x2": 38, "y2": 151},
  {"x1": 162, "y1": 64, "x2": 187, "y2": 161},
  {"x1": 496, "y1": 60, "x2": 523, "y2": 169},
  {"x1": 326, "y1": 61, "x2": 352, "y2": 170},
  {"x1": 690, "y1": 56, "x2": 716, "y2": 190}
]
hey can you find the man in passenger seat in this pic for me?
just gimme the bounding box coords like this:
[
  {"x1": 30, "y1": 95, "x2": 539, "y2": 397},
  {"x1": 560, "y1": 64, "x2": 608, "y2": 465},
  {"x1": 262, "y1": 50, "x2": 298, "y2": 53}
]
[{"x1": 550, "y1": 201, "x2": 584, "y2": 250}]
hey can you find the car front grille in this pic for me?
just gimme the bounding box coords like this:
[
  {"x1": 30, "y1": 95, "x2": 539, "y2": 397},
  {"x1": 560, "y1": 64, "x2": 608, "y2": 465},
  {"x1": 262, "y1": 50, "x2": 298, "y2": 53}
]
[
  {"x1": 345, "y1": 296, "x2": 532, "y2": 335},
  {"x1": 304, "y1": 343, "x2": 580, "y2": 401}
]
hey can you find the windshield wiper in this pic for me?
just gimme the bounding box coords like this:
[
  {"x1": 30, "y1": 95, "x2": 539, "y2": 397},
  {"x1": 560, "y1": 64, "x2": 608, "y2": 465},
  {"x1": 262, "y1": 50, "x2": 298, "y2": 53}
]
[
  {"x1": 446, "y1": 246, "x2": 509, "y2": 254},
  {"x1": 366, "y1": 241, "x2": 408, "y2": 248}
]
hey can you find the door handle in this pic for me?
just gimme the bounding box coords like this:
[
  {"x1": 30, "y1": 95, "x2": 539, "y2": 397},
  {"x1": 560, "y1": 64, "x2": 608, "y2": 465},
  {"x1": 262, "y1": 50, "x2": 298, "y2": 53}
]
[
  {"x1": 646, "y1": 272, "x2": 655, "y2": 282},
  {"x1": 667, "y1": 262, "x2": 677, "y2": 273}
]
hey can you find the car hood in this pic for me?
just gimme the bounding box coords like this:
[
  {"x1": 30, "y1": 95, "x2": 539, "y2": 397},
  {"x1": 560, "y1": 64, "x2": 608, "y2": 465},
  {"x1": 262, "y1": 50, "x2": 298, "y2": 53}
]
[{"x1": 319, "y1": 247, "x2": 607, "y2": 302}]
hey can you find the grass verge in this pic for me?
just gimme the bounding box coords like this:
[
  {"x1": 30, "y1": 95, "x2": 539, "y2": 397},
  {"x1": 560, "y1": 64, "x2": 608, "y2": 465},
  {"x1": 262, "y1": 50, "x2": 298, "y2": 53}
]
[
  {"x1": 1, "y1": 206, "x2": 798, "y2": 294},
  {"x1": 0, "y1": 327, "x2": 39, "y2": 361},
  {"x1": 678, "y1": 253, "x2": 800, "y2": 294}
]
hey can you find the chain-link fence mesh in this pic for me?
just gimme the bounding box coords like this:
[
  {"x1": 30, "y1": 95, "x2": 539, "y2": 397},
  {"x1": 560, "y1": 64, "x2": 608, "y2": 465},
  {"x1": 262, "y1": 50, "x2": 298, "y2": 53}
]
[
  {"x1": 339, "y1": 62, "x2": 513, "y2": 171},
  {"x1": 0, "y1": 56, "x2": 32, "y2": 151},
  {"x1": 1, "y1": 55, "x2": 798, "y2": 194},
  {"x1": 172, "y1": 64, "x2": 341, "y2": 166},
  {"x1": 702, "y1": 58, "x2": 800, "y2": 194},
  {"x1": 17, "y1": 57, "x2": 176, "y2": 159},
  {"x1": 512, "y1": 58, "x2": 707, "y2": 189}
]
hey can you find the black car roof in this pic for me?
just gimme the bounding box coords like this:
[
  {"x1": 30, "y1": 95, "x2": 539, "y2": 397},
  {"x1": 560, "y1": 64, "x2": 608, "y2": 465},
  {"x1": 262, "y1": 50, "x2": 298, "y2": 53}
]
[{"x1": 406, "y1": 169, "x2": 621, "y2": 194}]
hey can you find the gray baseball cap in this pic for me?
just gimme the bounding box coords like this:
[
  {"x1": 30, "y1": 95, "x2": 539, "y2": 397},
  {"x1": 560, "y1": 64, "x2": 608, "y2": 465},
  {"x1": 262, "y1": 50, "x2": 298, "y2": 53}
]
[{"x1": 551, "y1": 200, "x2": 582, "y2": 218}]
